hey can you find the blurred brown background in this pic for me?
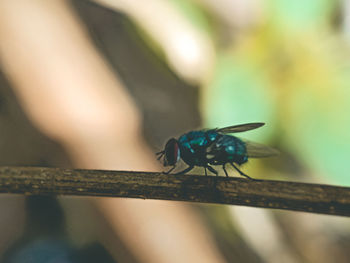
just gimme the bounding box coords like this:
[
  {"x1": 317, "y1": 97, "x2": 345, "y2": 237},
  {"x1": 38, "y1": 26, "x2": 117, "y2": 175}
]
[{"x1": 0, "y1": 0, "x2": 350, "y2": 262}]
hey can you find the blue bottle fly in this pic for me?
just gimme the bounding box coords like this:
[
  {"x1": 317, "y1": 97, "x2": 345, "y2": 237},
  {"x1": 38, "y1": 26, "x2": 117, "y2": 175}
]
[{"x1": 156, "y1": 123, "x2": 278, "y2": 180}]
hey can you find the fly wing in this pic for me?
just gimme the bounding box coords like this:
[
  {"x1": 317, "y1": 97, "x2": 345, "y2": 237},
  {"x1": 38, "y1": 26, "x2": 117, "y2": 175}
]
[
  {"x1": 217, "y1": 123, "x2": 265, "y2": 134},
  {"x1": 243, "y1": 140, "x2": 279, "y2": 158}
]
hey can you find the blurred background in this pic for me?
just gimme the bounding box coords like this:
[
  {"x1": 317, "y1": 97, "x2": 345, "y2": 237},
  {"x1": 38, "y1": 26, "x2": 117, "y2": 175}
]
[{"x1": 0, "y1": 0, "x2": 350, "y2": 262}]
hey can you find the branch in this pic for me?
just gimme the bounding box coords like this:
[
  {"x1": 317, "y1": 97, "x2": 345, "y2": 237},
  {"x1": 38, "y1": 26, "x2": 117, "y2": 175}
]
[{"x1": 0, "y1": 166, "x2": 349, "y2": 217}]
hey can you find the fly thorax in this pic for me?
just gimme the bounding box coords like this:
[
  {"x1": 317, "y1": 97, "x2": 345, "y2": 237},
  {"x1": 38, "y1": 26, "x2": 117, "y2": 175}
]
[{"x1": 206, "y1": 147, "x2": 215, "y2": 160}]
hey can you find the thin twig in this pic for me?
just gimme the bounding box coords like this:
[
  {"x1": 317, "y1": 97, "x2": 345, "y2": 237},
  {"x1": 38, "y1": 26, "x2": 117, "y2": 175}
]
[{"x1": 0, "y1": 166, "x2": 349, "y2": 216}]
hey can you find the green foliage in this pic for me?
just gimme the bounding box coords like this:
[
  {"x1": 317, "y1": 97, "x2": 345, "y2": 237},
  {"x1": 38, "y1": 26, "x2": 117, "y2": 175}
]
[{"x1": 203, "y1": 1, "x2": 350, "y2": 184}]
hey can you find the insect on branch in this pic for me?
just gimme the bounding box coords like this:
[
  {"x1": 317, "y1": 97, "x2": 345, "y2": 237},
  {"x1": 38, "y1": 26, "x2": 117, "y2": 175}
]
[{"x1": 0, "y1": 166, "x2": 349, "y2": 217}]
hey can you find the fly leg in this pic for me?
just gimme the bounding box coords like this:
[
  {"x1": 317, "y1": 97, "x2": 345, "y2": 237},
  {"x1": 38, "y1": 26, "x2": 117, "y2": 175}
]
[
  {"x1": 206, "y1": 165, "x2": 218, "y2": 176},
  {"x1": 163, "y1": 165, "x2": 176, "y2": 174},
  {"x1": 230, "y1": 163, "x2": 258, "y2": 181},
  {"x1": 174, "y1": 165, "x2": 194, "y2": 175},
  {"x1": 222, "y1": 163, "x2": 229, "y2": 177},
  {"x1": 204, "y1": 167, "x2": 208, "y2": 176}
]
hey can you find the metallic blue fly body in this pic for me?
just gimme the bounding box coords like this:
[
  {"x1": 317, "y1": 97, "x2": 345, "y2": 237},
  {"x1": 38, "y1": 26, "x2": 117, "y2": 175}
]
[{"x1": 156, "y1": 123, "x2": 278, "y2": 180}]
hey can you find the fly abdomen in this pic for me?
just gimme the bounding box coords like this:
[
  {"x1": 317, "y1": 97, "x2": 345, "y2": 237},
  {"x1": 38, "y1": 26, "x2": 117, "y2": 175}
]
[{"x1": 206, "y1": 135, "x2": 248, "y2": 165}]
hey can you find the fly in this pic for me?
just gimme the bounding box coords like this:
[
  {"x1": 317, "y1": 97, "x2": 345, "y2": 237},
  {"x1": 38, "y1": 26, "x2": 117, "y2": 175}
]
[{"x1": 156, "y1": 122, "x2": 279, "y2": 180}]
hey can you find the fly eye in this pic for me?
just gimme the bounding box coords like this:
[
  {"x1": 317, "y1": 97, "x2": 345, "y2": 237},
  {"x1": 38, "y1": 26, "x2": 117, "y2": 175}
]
[{"x1": 164, "y1": 138, "x2": 179, "y2": 166}]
